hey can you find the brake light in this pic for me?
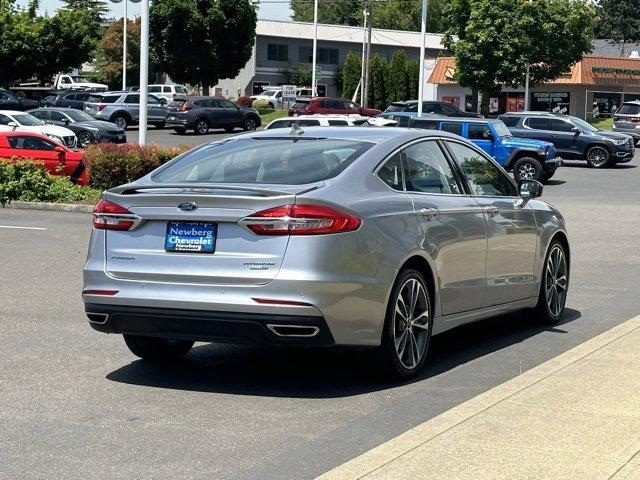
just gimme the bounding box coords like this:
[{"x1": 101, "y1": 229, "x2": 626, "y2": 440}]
[
  {"x1": 631, "y1": 117, "x2": 640, "y2": 123},
  {"x1": 93, "y1": 199, "x2": 138, "y2": 230},
  {"x1": 241, "y1": 204, "x2": 361, "y2": 235},
  {"x1": 97, "y1": 103, "x2": 107, "y2": 112},
  {"x1": 172, "y1": 93, "x2": 177, "y2": 100}
]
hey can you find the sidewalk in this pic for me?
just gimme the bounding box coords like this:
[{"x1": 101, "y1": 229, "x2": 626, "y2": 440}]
[{"x1": 318, "y1": 315, "x2": 640, "y2": 480}]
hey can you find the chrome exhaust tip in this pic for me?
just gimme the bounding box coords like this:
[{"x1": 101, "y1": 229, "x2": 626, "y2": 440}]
[
  {"x1": 86, "y1": 313, "x2": 109, "y2": 325},
  {"x1": 267, "y1": 324, "x2": 320, "y2": 338}
]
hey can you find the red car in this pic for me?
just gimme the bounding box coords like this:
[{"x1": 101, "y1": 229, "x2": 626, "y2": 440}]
[
  {"x1": 0, "y1": 131, "x2": 88, "y2": 185},
  {"x1": 288, "y1": 97, "x2": 382, "y2": 117}
]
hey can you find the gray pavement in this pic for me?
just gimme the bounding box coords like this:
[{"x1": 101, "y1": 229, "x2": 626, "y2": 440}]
[
  {"x1": 125, "y1": 125, "x2": 238, "y2": 147},
  {"x1": 1, "y1": 156, "x2": 639, "y2": 480}
]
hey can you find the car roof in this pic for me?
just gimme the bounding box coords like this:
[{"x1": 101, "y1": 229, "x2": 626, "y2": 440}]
[
  {"x1": 622, "y1": 100, "x2": 640, "y2": 105},
  {"x1": 412, "y1": 116, "x2": 497, "y2": 124},
  {"x1": 29, "y1": 107, "x2": 75, "y2": 112},
  {"x1": 0, "y1": 110, "x2": 25, "y2": 116},
  {"x1": 236, "y1": 126, "x2": 463, "y2": 143},
  {"x1": 0, "y1": 130, "x2": 49, "y2": 138}
]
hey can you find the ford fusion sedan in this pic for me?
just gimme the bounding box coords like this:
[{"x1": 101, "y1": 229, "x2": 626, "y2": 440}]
[
  {"x1": 83, "y1": 127, "x2": 570, "y2": 378},
  {"x1": 0, "y1": 110, "x2": 77, "y2": 148}
]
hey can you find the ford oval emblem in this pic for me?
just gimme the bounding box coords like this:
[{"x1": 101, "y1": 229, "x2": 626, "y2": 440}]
[{"x1": 178, "y1": 202, "x2": 198, "y2": 212}]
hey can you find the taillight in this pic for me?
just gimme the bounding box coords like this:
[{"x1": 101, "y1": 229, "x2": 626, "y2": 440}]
[
  {"x1": 172, "y1": 93, "x2": 177, "y2": 100},
  {"x1": 631, "y1": 117, "x2": 640, "y2": 123},
  {"x1": 240, "y1": 204, "x2": 361, "y2": 236},
  {"x1": 93, "y1": 199, "x2": 138, "y2": 231},
  {"x1": 180, "y1": 102, "x2": 192, "y2": 111},
  {"x1": 97, "y1": 103, "x2": 107, "y2": 112}
]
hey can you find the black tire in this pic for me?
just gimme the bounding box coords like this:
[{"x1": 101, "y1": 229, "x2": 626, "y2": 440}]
[
  {"x1": 539, "y1": 171, "x2": 555, "y2": 183},
  {"x1": 195, "y1": 118, "x2": 210, "y2": 134},
  {"x1": 111, "y1": 114, "x2": 129, "y2": 130},
  {"x1": 173, "y1": 127, "x2": 187, "y2": 134},
  {"x1": 224, "y1": 126, "x2": 235, "y2": 133},
  {"x1": 123, "y1": 334, "x2": 194, "y2": 362},
  {"x1": 512, "y1": 156, "x2": 543, "y2": 181},
  {"x1": 525, "y1": 239, "x2": 569, "y2": 325},
  {"x1": 585, "y1": 145, "x2": 610, "y2": 168},
  {"x1": 154, "y1": 121, "x2": 166, "y2": 129},
  {"x1": 243, "y1": 116, "x2": 258, "y2": 131},
  {"x1": 379, "y1": 268, "x2": 433, "y2": 379},
  {"x1": 77, "y1": 131, "x2": 94, "y2": 148}
]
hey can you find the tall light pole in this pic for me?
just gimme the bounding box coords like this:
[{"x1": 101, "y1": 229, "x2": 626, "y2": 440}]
[
  {"x1": 524, "y1": 62, "x2": 530, "y2": 110},
  {"x1": 311, "y1": 0, "x2": 318, "y2": 96},
  {"x1": 139, "y1": 0, "x2": 149, "y2": 145},
  {"x1": 417, "y1": 0, "x2": 428, "y2": 117}
]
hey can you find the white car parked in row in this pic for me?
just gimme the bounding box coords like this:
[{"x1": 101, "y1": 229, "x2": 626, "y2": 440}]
[
  {"x1": 0, "y1": 110, "x2": 77, "y2": 148},
  {"x1": 265, "y1": 115, "x2": 397, "y2": 130},
  {"x1": 148, "y1": 84, "x2": 189, "y2": 102}
]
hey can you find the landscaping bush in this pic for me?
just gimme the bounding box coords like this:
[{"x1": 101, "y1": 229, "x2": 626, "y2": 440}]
[
  {"x1": 84, "y1": 143, "x2": 192, "y2": 190},
  {"x1": 237, "y1": 95, "x2": 253, "y2": 107},
  {"x1": 0, "y1": 159, "x2": 101, "y2": 206},
  {"x1": 252, "y1": 98, "x2": 270, "y2": 110}
]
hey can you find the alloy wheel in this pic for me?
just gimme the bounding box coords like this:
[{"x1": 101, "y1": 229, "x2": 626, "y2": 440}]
[
  {"x1": 78, "y1": 132, "x2": 93, "y2": 148},
  {"x1": 588, "y1": 147, "x2": 608, "y2": 167},
  {"x1": 518, "y1": 162, "x2": 537, "y2": 180},
  {"x1": 245, "y1": 118, "x2": 257, "y2": 131},
  {"x1": 545, "y1": 245, "x2": 568, "y2": 318},
  {"x1": 393, "y1": 278, "x2": 430, "y2": 370},
  {"x1": 196, "y1": 120, "x2": 209, "y2": 134},
  {"x1": 114, "y1": 117, "x2": 127, "y2": 129}
]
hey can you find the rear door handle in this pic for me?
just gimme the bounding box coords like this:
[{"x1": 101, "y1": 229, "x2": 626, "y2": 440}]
[
  {"x1": 483, "y1": 206, "x2": 500, "y2": 217},
  {"x1": 419, "y1": 207, "x2": 439, "y2": 220}
]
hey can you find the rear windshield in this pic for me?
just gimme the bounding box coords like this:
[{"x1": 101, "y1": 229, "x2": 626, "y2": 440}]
[
  {"x1": 617, "y1": 104, "x2": 640, "y2": 115},
  {"x1": 169, "y1": 100, "x2": 186, "y2": 108},
  {"x1": 152, "y1": 138, "x2": 374, "y2": 185},
  {"x1": 266, "y1": 119, "x2": 321, "y2": 129},
  {"x1": 385, "y1": 104, "x2": 407, "y2": 113},
  {"x1": 176, "y1": 86, "x2": 188, "y2": 94},
  {"x1": 292, "y1": 100, "x2": 310, "y2": 109},
  {"x1": 499, "y1": 116, "x2": 520, "y2": 127},
  {"x1": 88, "y1": 95, "x2": 118, "y2": 103}
]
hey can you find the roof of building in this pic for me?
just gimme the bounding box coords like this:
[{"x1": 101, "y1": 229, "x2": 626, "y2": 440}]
[
  {"x1": 428, "y1": 56, "x2": 640, "y2": 87},
  {"x1": 256, "y1": 19, "x2": 446, "y2": 51}
]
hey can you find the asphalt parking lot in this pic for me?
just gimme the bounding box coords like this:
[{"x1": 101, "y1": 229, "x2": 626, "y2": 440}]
[
  {"x1": 127, "y1": 125, "x2": 239, "y2": 147},
  {"x1": 1, "y1": 155, "x2": 639, "y2": 480}
]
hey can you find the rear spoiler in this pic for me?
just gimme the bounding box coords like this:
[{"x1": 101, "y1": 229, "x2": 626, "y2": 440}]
[{"x1": 113, "y1": 183, "x2": 323, "y2": 197}]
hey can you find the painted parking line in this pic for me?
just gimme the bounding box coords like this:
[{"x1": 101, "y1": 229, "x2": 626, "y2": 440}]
[{"x1": 0, "y1": 225, "x2": 48, "y2": 231}]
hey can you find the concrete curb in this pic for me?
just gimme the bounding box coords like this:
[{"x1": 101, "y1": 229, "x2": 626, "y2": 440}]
[
  {"x1": 316, "y1": 314, "x2": 640, "y2": 480},
  {"x1": 2, "y1": 201, "x2": 94, "y2": 213}
]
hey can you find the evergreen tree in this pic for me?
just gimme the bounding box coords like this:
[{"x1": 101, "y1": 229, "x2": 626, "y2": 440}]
[
  {"x1": 388, "y1": 50, "x2": 407, "y2": 102},
  {"x1": 368, "y1": 53, "x2": 388, "y2": 110},
  {"x1": 595, "y1": 0, "x2": 640, "y2": 52},
  {"x1": 341, "y1": 51, "x2": 361, "y2": 100},
  {"x1": 405, "y1": 59, "x2": 419, "y2": 100}
]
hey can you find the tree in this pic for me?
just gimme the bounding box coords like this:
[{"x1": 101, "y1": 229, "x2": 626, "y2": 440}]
[
  {"x1": 341, "y1": 51, "x2": 361, "y2": 100},
  {"x1": 290, "y1": 0, "x2": 448, "y2": 33},
  {"x1": 0, "y1": 0, "x2": 97, "y2": 85},
  {"x1": 94, "y1": 19, "x2": 141, "y2": 89},
  {"x1": 595, "y1": 0, "x2": 640, "y2": 53},
  {"x1": 60, "y1": 0, "x2": 108, "y2": 25},
  {"x1": 288, "y1": 64, "x2": 312, "y2": 86},
  {"x1": 405, "y1": 59, "x2": 419, "y2": 99},
  {"x1": 442, "y1": 0, "x2": 596, "y2": 114},
  {"x1": 150, "y1": 0, "x2": 257, "y2": 92},
  {"x1": 387, "y1": 49, "x2": 407, "y2": 102},
  {"x1": 368, "y1": 53, "x2": 388, "y2": 110}
]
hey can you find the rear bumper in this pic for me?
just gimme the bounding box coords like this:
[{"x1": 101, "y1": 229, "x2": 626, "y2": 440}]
[{"x1": 85, "y1": 303, "x2": 335, "y2": 346}]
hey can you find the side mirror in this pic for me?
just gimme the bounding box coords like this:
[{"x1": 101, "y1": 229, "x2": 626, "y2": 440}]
[
  {"x1": 159, "y1": 98, "x2": 167, "y2": 105},
  {"x1": 62, "y1": 118, "x2": 70, "y2": 125},
  {"x1": 517, "y1": 179, "x2": 543, "y2": 206},
  {"x1": 485, "y1": 132, "x2": 495, "y2": 141},
  {"x1": 54, "y1": 145, "x2": 65, "y2": 154},
  {"x1": 7, "y1": 121, "x2": 17, "y2": 131},
  {"x1": 571, "y1": 126, "x2": 580, "y2": 134}
]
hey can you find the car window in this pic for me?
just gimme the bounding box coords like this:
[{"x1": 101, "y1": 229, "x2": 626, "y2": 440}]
[
  {"x1": 441, "y1": 122, "x2": 463, "y2": 136},
  {"x1": 8, "y1": 135, "x2": 56, "y2": 151},
  {"x1": 410, "y1": 119, "x2": 439, "y2": 130},
  {"x1": 163, "y1": 86, "x2": 172, "y2": 93},
  {"x1": 153, "y1": 138, "x2": 374, "y2": 185},
  {"x1": 549, "y1": 118, "x2": 574, "y2": 132},
  {"x1": 148, "y1": 94, "x2": 162, "y2": 105},
  {"x1": 424, "y1": 103, "x2": 441, "y2": 114},
  {"x1": 292, "y1": 100, "x2": 310, "y2": 110},
  {"x1": 406, "y1": 104, "x2": 418, "y2": 112},
  {"x1": 64, "y1": 93, "x2": 77, "y2": 100},
  {"x1": 385, "y1": 104, "x2": 406, "y2": 113},
  {"x1": 176, "y1": 86, "x2": 188, "y2": 94},
  {"x1": 124, "y1": 94, "x2": 139, "y2": 103},
  {"x1": 76, "y1": 92, "x2": 90, "y2": 101},
  {"x1": 148, "y1": 86, "x2": 161, "y2": 92},
  {"x1": 50, "y1": 111, "x2": 68, "y2": 122},
  {"x1": 617, "y1": 104, "x2": 640, "y2": 115},
  {"x1": 219, "y1": 100, "x2": 236, "y2": 108},
  {"x1": 404, "y1": 141, "x2": 461, "y2": 194},
  {"x1": 31, "y1": 110, "x2": 49, "y2": 121},
  {"x1": 447, "y1": 142, "x2": 515, "y2": 197},
  {"x1": 207, "y1": 99, "x2": 220, "y2": 108},
  {"x1": 525, "y1": 117, "x2": 550, "y2": 130},
  {"x1": 468, "y1": 123, "x2": 492, "y2": 140},
  {"x1": 499, "y1": 116, "x2": 520, "y2": 127},
  {"x1": 328, "y1": 120, "x2": 348, "y2": 126},
  {"x1": 377, "y1": 153, "x2": 404, "y2": 191},
  {"x1": 441, "y1": 104, "x2": 460, "y2": 115},
  {"x1": 393, "y1": 115, "x2": 411, "y2": 127},
  {"x1": 0, "y1": 113, "x2": 12, "y2": 125}
]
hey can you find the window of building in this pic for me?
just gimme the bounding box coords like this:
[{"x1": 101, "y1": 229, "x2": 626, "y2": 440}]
[
  {"x1": 267, "y1": 43, "x2": 288, "y2": 62},
  {"x1": 530, "y1": 92, "x2": 570, "y2": 113},
  {"x1": 299, "y1": 46, "x2": 312, "y2": 63},
  {"x1": 252, "y1": 82, "x2": 270, "y2": 95},
  {"x1": 318, "y1": 48, "x2": 339, "y2": 64}
]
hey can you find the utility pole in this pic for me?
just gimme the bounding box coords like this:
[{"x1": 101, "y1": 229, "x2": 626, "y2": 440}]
[
  {"x1": 417, "y1": 0, "x2": 428, "y2": 117},
  {"x1": 311, "y1": 0, "x2": 318, "y2": 96},
  {"x1": 358, "y1": 5, "x2": 368, "y2": 104},
  {"x1": 362, "y1": 0, "x2": 372, "y2": 108},
  {"x1": 138, "y1": 0, "x2": 149, "y2": 146}
]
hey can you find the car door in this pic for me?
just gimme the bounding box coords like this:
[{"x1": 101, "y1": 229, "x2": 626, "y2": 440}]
[
  {"x1": 48, "y1": 110, "x2": 69, "y2": 127},
  {"x1": 148, "y1": 94, "x2": 166, "y2": 121},
  {"x1": 468, "y1": 122, "x2": 495, "y2": 156},
  {"x1": 218, "y1": 99, "x2": 243, "y2": 126},
  {"x1": 401, "y1": 139, "x2": 488, "y2": 315},
  {"x1": 441, "y1": 103, "x2": 463, "y2": 117},
  {"x1": 548, "y1": 117, "x2": 581, "y2": 157},
  {"x1": 73, "y1": 92, "x2": 90, "y2": 110},
  {"x1": 206, "y1": 99, "x2": 225, "y2": 126},
  {"x1": 522, "y1": 117, "x2": 553, "y2": 142},
  {"x1": 123, "y1": 94, "x2": 140, "y2": 121},
  {"x1": 7, "y1": 135, "x2": 61, "y2": 172},
  {"x1": 0, "y1": 90, "x2": 23, "y2": 110},
  {"x1": 0, "y1": 113, "x2": 15, "y2": 132},
  {"x1": 445, "y1": 140, "x2": 538, "y2": 306}
]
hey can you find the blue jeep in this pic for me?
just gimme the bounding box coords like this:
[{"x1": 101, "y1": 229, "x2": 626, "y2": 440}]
[{"x1": 408, "y1": 116, "x2": 562, "y2": 182}]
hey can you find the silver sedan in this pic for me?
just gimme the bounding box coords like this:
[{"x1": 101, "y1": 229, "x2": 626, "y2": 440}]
[{"x1": 83, "y1": 127, "x2": 569, "y2": 378}]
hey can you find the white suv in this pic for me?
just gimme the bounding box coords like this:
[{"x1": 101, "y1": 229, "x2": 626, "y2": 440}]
[{"x1": 148, "y1": 85, "x2": 188, "y2": 102}]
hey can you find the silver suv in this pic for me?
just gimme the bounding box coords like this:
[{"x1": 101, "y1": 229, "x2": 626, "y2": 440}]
[
  {"x1": 613, "y1": 100, "x2": 640, "y2": 142},
  {"x1": 84, "y1": 91, "x2": 168, "y2": 130}
]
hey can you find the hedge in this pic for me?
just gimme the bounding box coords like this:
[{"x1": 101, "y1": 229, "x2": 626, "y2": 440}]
[
  {"x1": 84, "y1": 143, "x2": 192, "y2": 190},
  {"x1": 0, "y1": 160, "x2": 101, "y2": 206}
]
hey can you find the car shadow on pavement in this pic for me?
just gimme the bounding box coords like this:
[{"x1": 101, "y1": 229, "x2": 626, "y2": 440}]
[{"x1": 105, "y1": 308, "x2": 581, "y2": 399}]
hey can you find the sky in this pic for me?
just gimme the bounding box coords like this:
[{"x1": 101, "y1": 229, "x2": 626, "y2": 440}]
[{"x1": 15, "y1": 0, "x2": 293, "y2": 21}]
